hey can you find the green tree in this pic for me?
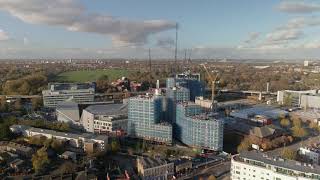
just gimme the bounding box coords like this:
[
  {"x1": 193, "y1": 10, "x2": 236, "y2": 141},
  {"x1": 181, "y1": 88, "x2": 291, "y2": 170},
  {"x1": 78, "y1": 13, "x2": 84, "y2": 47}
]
[
  {"x1": 0, "y1": 123, "x2": 13, "y2": 140},
  {"x1": 32, "y1": 147, "x2": 50, "y2": 173},
  {"x1": 280, "y1": 118, "x2": 291, "y2": 128},
  {"x1": 281, "y1": 148, "x2": 297, "y2": 160},
  {"x1": 111, "y1": 138, "x2": 120, "y2": 153}
]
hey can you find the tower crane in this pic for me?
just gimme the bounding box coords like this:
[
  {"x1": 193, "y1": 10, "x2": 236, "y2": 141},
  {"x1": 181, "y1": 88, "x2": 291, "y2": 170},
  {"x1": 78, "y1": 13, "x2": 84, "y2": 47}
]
[{"x1": 200, "y1": 63, "x2": 219, "y2": 111}]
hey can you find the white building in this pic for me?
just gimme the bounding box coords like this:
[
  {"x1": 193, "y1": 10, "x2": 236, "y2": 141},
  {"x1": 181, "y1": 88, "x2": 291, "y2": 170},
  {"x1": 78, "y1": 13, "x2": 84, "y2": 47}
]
[
  {"x1": 277, "y1": 90, "x2": 319, "y2": 107},
  {"x1": 56, "y1": 101, "x2": 80, "y2": 125},
  {"x1": 42, "y1": 83, "x2": 95, "y2": 108},
  {"x1": 299, "y1": 147, "x2": 320, "y2": 165},
  {"x1": 231, "y1": 151, "x2": 320, "y2": 180},
  {"x1": 81, "y1": 103, "x2": 128, "y2": 135},
  {"x1": 304, "y1": 60, "x2": 309, "y2": 67},
  {"x1": 10, "y1": 125, "x2": 108, "y2": 152}
]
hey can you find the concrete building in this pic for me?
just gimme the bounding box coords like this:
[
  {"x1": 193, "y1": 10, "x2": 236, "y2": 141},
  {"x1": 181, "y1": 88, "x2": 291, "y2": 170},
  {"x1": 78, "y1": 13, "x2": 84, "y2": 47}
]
[
  {"x1": 304, "y1": 60, "x2": 309, "y2": 67},
  {"x1": 137, "y1": 156, "x2": 174, "y2": 180},
  {"x1": 195, "y1": 96, "x2": 212, "y2": 109},
  {"x1": 56, "y1": 101, "x2": 80, "y2": 125},
  {"x1": 81, "y1": 103, "x2": 128, "y2": 135},
  {"x1": 42, "y1": 83, "x2": 95, "y2": 108},
  {"x1": 10, "y1": 125, "x2": 108, "y2": 152},
  {"x1": 277, "y1": 90, "x2": 318, "y2": 107},
  {"x1": 175, "y1": 72, "x2": 204, "y2": 101},
  {"x1": 231, "y1": 151, "x2": 320, "y2": 180},
  {"x1": 166, "y1": 86, "x2": 190, "y2": 123},
  {"x1": 230, "y1": 105, "x2": 288, "y2": 120},
  {"x1": 175, "y1": 102, "x2": 223, "y2": 151},
  {"x1": 300, "y1": 94, "x2": 320, "y2": 110},
  {"x1": 0, "y1": 141, "x2": 33, "y2": 158},
  {"x1": 128, "y1": 94, "x2": 172, "y2": 144},
  {"x1": 299, "y1": 147, "x2": 320, "y2": 165}
]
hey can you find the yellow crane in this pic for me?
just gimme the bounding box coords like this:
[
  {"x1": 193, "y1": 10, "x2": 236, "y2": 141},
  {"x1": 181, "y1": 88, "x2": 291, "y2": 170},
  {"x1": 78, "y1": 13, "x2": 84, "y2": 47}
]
[{"x1": 201, "y1": 64, "x2": 219, "y2": 111}]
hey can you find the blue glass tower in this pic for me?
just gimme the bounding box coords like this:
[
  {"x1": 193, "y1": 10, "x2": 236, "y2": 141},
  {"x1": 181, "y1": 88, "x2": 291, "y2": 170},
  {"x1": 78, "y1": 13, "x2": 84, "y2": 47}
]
[
  {"x1": 175, "y1": 102, "x2": 223, "y2": 151},
  {"x1": 128, "y1": 94, "x2": 172, "y2": 144}
]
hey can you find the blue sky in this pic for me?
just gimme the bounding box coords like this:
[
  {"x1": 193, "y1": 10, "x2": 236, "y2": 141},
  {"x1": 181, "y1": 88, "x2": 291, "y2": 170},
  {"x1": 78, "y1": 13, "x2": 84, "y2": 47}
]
[{"x1": 0, "y1": 0, "x2": 320, "y2": 59}]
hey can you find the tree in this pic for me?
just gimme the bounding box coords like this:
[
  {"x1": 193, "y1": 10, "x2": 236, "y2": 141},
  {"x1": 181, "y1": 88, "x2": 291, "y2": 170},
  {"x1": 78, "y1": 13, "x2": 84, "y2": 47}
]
[
  {"x1": 59, "y1": 161, "x2": 75, "y2": 174},
  {"x1": 309, "y1": 121, "x2": 319, "y2": 131},
  {"x1": 32, "y1": 147, "x2": 50, "y2": 173},
  {"x1": 0, "y1": 123, "x2": 13, "y2": 140},
  {"x1": 237, "y1": 137, "x2": 251, "y2": 152},
  {"x1": 261, "y1": 140, "x2": 272, "y2": 150},
  {"x1": 292, "y1": 116, "x2": 302, "y2": 127},
  {"x1": 0, "y1": 97, "x2": 8, "y2": 112},
  {"x1": 31, "y1": 97, "x2": 43, "y2": 111},
  {"x1": 13, "y1": 99, "x2": 22, "y2": 111},
  {"x1": 281, "y1": 148, "x2": 297, "y2": 160},
  {"x1": 291, "y1": 126, "x2": 308, "y2": 139},
  {"x1": 111, "y1": 138, "x2": 120, "y2": 153},
  {"x1": 280, "y1": 118, "x2": 291, "y2": 128},
  {"x1": 208, "y1": 175, "x2": 217, "y2": 180},
  {"x1": 51, "y1": 139, "x2": 64, "y2": 154}
]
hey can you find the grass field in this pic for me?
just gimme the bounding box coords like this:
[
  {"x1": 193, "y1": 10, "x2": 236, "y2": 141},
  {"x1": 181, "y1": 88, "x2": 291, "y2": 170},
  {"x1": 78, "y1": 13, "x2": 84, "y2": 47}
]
[{"x1": 55, "y1": 69, "x2": 133, "y2": 82}]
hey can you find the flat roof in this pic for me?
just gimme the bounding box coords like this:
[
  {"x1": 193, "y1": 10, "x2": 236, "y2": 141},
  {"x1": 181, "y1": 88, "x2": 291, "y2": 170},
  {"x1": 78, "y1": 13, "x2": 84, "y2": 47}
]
[
  {"x1": 237, "y1": 151, "x2": 320, "y2": 175},
  {"x1": 85, "y1": 103, "x2": 127, "y2": 115},
  {"x1": 138, "y1": 156, "x2": 169, "y2": 169}
]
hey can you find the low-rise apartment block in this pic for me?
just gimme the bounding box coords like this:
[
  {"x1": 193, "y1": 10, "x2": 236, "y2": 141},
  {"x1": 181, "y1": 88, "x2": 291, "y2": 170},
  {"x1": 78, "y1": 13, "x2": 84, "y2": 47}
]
[
  {"x1": 42, "y1": 83, "x2": 95, "y2": 108},
  {"x1": 81, "y1": 103, "x2": 128, "y2": 135},
  {"x1": 231, "y1": 151, "x2": 320, "y2": 180},
  {"x1": 137, "y1": 156, "x2": 174, "y2": 180},
  {"x1": 10, "y1": 125, "x2": 108, "y2": 152}
]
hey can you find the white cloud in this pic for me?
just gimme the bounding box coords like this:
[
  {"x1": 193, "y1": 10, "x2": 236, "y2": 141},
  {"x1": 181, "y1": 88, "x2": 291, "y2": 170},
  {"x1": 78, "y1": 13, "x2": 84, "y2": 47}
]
[
  {"x1": 266, "y1": 29, "x2": 303, "y2": 42},
  {"x1": 277, "y1": 1, "x2": 320, "y2": 13},
  {"x1": 244, "y1": 32, "x2": 260, "y2": 43},
  {"x1": 23, "y1": 37, "x2": 29, "y2": 45},
  {"x1": 0, "y1": 29, "x2": 9, "y2": 41},
  {"x1": 0, "y1": 0, "x2": 176, "y2": 46}
]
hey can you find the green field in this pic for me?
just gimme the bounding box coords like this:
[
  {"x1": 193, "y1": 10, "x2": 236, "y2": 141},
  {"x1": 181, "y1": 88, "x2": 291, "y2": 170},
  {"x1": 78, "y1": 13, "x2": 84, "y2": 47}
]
[{"x1": 55, "y1": 69, "x2": 133, "y2": 82}]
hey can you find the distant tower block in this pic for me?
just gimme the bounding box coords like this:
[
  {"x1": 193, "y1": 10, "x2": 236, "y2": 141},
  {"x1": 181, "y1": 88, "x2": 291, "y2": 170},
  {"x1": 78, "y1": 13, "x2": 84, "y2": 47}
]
[
  {"x1": 304, "y1": 60, "x2": 309, "y2": 67},
  {"x1": 156, "y1": 80, "x2": 160, "y2": 89},
  {"x1": 266, "y1": 82, "x2": 270, "y2": 93}
]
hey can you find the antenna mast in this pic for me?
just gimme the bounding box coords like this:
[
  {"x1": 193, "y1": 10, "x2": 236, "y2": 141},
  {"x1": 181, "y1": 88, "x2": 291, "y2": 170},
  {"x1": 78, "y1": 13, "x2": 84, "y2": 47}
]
[
  {"x1": 149, "y1": 48, "x2": 152, "y2": 89},
  {"x1": 174, "y1": 23, "x2": 178, "y2": 77}
]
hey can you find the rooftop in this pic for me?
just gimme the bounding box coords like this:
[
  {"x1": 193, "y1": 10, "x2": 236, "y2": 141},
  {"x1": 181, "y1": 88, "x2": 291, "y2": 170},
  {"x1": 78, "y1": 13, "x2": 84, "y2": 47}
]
[
  {"x1": 85, "y1": 103, "x2": 128, "y2": 116},
  {"x1": 10, "y1": 125, "x2": 108, "y2": 142},
  {"x1": 138, "y1": 156, "x2": 170, "y2": 169},
  {"x1": 56, "y1": 101, "x2": 79, "y2": 110},
  {"x1": 235, "y1": 151, "x2": 320, "y2": 175},
  {"x1": 0, "y1": 141, "x2": 33, "y2": 153}
]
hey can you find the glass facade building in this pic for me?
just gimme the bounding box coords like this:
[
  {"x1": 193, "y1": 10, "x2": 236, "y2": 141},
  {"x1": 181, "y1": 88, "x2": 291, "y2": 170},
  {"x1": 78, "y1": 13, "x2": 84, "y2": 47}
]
[
  {"x1": 166, "y1": 87, "x2": 190, "y2": 123},
  {"x1": 176, "y1": 103, "x2": 223, "y2": 151},
  {"x1": 42, "y1": 83, "x2": 95, "y2": 108},
  {"x1": 128, "y1": 94, "x2": 172, "y2": 144}
]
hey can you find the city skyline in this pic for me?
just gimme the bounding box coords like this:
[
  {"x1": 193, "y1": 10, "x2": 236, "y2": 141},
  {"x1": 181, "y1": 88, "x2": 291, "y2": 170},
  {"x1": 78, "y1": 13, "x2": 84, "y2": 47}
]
[{"x1": 1, "y1": 0, "x2": 320, "y2": 59}]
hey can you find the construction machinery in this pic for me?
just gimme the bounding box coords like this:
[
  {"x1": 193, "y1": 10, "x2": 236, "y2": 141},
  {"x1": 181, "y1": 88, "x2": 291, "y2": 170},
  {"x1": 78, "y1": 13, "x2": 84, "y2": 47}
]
[{"x1": 200, "y1": 63, "x2": 219, "y2": 111}]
